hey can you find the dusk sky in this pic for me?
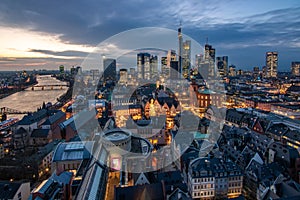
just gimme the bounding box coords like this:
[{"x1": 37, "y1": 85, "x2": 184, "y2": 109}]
[{"x1": 0, "y1": 0, "x2": 300, "y2": 71}]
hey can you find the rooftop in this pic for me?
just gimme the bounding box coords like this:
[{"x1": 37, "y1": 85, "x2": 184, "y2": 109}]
[{"x1": 52, "y1": 141, "x2": 94, "y2": 162}]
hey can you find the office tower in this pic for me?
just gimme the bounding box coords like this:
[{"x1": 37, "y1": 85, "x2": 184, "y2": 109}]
[
  {"x1": 170, "y1": 61, "x2": 179, "y2": 80},
  {"x1": 266, "y1": 51, "x2": 278, "y2": 78},
  {"x1": 216, "y1": 56, "x2": 228, "y2": 78},
  {"x1": 150, "y1": 55, "x2": 158, "y2": 79},
  {"x1": 137, "y1": 53, "x2": 150, "y2": 80},
  {"x1": 199, "y1": 43, "x2": 216, "y2": 79},
  {"x1": 161, "y1": 56, "x2": 169, "y2": 79},
  {"x1": 204, "y1": 44, "x2": 215, "y2": 61},
  {"x1": 253, "y1": 66, "x2": 260, "y2": 79},
  {"x1": 167, "y1": 50, "x2": 176, "y2": 67},
  {"x1": 291, "y1": 62, "x2": 300, "y2": 76},
  {"x1": 119, "y1": 69, "x2": 128, "y2": 85},
  {"x1": 228, "y1": 65, "x2": 236, "y2": 77},
  {"x1": 182, "y1": 40, "x2": 191, "y2": 79},
  {"x1": 195, "y1": 54, "x2": 203, "y2": 69},
  {"x1": 178, "y1": 25, "x2": 183, "y2": 75},
  {"x1": 103, "y1": 58, "x2": 116, "y2": 81}
]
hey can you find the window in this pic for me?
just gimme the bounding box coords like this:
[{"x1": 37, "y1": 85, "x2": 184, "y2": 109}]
[{"x1": 18, "y1": 192, "x2": 21, "y2": 200}]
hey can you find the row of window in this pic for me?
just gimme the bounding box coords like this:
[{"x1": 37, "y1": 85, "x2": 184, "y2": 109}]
[
  {"x1": 194, "y1": 177, "x2": 214, "y2": 183},
  {"x1": 228, "y1": 182, "x2": 242, "y2": 187},
  {"x1": 228, "y1": 176, "x2": 242, "y2": 181},
  {"x1": 193, "y1": 190, "x2": 214, "y2": 197},
  {"x1": 228, "y1": 189, "x2": 242, "y2": 194},
  {"x1": 194, "y1": 184, "x2": 214, "y2": 190}
]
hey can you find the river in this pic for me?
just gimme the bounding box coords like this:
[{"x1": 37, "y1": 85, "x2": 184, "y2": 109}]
[{"x1": 0, "y1": 75, "x2": 68, "y2": 119}]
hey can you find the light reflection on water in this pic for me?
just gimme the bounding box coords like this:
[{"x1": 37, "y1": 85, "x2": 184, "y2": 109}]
[{"x1": 0, "y1": 75, "x2": 68, "y2": 119}]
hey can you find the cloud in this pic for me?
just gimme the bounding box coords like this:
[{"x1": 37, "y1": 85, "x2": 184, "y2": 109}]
[
  {"x1": 0, "y1": 0, "x2": 299, "y2": 70},
  {"x1": 28, "y1": 49, "x2": 89, "y2": 58}
]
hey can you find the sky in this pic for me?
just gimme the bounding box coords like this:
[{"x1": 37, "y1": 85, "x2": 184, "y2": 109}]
[{"x1": 0, "y1": 0, "x2": 300, "y2": 71}]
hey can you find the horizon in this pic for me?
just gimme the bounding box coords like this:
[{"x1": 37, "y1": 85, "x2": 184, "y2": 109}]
[{"x1": 0, "y1": 0, "x2": 300, "y2": 71}]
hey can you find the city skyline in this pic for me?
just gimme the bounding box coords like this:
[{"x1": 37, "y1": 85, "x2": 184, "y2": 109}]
[{"x1": 0, "y1": 0, "x2": 300, "y2": 71}]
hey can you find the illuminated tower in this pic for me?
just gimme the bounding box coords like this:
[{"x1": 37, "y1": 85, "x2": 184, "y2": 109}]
[
  {"x1": 137, "y1": 53, "x2": 150, "y2": 80},
  {"x1": 266, "y1": 51, "x2": 278, "y2": 78},
  {"x1": 216, "y1": 56, "x2": 228, "y2": 78},
  {"x1": 182, "y1": 40, "x2": 191, "y2": 79},
  {"x1": 291, "y1": 62, "x2": 300, "y2": 76}
]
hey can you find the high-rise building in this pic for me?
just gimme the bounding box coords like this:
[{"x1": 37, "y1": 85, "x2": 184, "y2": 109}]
[
  {"x1": 170, "y1": 61, "x2": 180, "y2": 80},
  {"x1": 195, "y1": 54, "x2": 203, "y2": 69},
  {"x1": 119, "y1": 69, "x2": 128, "y2": 85},
  {"x1": 182, "y1": 40, "x2": 191, "y2": 79},
  {"x1": 266, "y1": 51, "x2": 278, "y2": 78},
  {"x1": 167, "y1": 50, "x2": 176, "y2": 67},
  {"x1": 216, "y1": 56, "x2": 228, "y2": 78},
  {"x1": 204, "y1": 44, "x2": 215, "y2": 61},
  {"x1": 150, "y1": 55, "x2": 158, "y2": 79},
  {"x1": 253, "y1": 66, "x2": 260, "y2": 79},
  {"x1": 178, "y1": 25, "x2": 183, "y2": 75},
  {"x1": 199, "y1": 43, "x2": 216, "y2": 79},
  {"x1": 161, "y1": 56, "x2": 168, "y2": 79},
  {"x1": 291, "y1": 62, "x2": 300, "y2": 76},
  {"x1": 103, "y1": 58, "x2": 116, "y2": 81},
  {"x1": 228, "y1": 65, "x2": 236, "y2": 77},
  {"x1": 137, "y1": 53, "x2": 150, "y2": 80}
]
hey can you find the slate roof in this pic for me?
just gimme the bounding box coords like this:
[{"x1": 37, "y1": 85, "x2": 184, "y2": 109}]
[
  {"x1": 0, "y1": 181, "x2": 24, "y2": 199},
  {"x1": 18, "y1": 109, "x2": 48, "y2": 125},
  {"x1": 31, "y1": 129, "x2": 50, "y2": 138},
  {"x1": 114, "y1": 182, "x2": 165, "y2": 200},
  {"x1": 49, "y1": 111, "x2": 66, "y2": 123},
  {"x1": 284, "y1": 130, "x2": 300, "y2": 142},
  {"x1": 266, "y1": 123, "x2": 289, "y2": 136}
]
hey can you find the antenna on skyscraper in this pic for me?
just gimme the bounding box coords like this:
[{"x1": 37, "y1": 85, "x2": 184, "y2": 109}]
[{"x1": 206, "y1": 37, "x2": 209, "y2": 45}]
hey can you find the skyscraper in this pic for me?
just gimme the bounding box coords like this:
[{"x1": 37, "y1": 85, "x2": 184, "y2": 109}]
[
  {"x1": 137, "y1": 53, "x2": 150, "y2": 80},
  {"x1": 103, "y1": 58, "x2": 116, "y2": 81},
  {"x1": 195, "y1": 54, "x2": 203, "y2": 69},
  {"x1": 291, "y1": 62, "x2": 300, "y2": 76},
  {"x1": 216, "y1": 56, "x2": 228, "y2": 78},
  {"x1": 228, "y1": 65, "x2": 236, "y2": 77},
  {"x1": 161, "y1": 56, "x2": 168, "y2": 79},
  {"x1": 178, "y1": 25, "x2": 183, "y2": 75},
  {"x1": 170, "y1": 61, "x2": 180, "y2": 80},
  {"x1": 204, "y1": 44, "x2": 215, "y2": 61},
  {"x1": 199, "y1": 43, "x2": 216, "y2": 79},
  {"x1": 266, "y1": 51, "x2": 278, "y2": 78},
  {"x1": 119, "y1": 69, "x2": 128, "y2": 85},
  {"x1": 182, "y1": 40, "x2": 191, "y2": 79},
  {"x1": 150, "y1": 55, "x2": 158, "y2": 79},
  {"x1": 253, "y1": 66, "x2": 260, "y2": 79}
]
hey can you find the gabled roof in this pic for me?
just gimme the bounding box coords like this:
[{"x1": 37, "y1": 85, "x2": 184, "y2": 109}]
[
  {"x1": 168, "y1": 187, "x2": 191, "y2": 200},
  {"x1": 18, "y1": 109, "x2": 48, "y2": 125},
  {"x1": 48, "y1": 111, "x2": 66, "y2": 125},
  {"x1": 15, "y1": 127, "x2": 27, "y2": 135}
]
